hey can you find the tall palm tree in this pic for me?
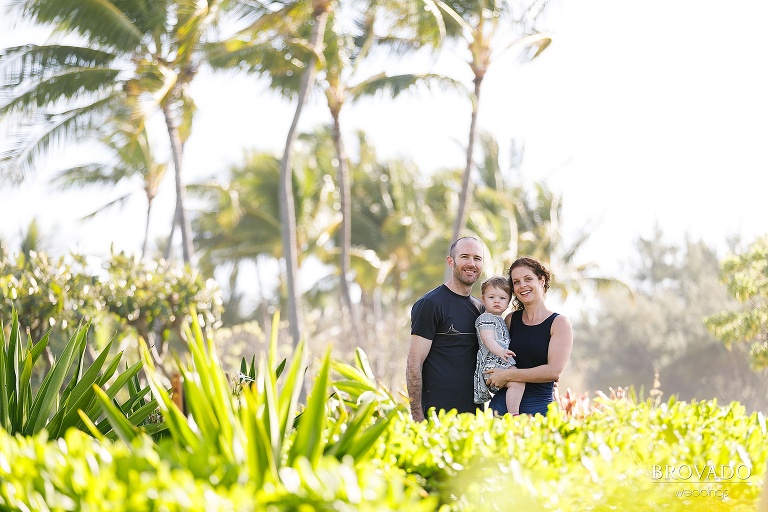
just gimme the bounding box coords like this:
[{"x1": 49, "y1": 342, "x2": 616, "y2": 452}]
[
  {"x1": 49, "y1": 122, "x2": 167, "y2": 259},
  {"x1": 207, "y1": 0, "x2": 333, "y2": 345},
  {"x1": 434, "y1": 0, "x2": 553, "y2": 251},
  {"x1": 0, "y1": 0, "x2": 225, "y2": 266},
  {"x1": 315, "y1": 7, "x2": 462, "y2": 328},
  {"x1": 466, "y1": 132, "x2": 520, "y2": 274},
  {"x1": 278, "y1": 0, "x2": 332, "y2": 346}
]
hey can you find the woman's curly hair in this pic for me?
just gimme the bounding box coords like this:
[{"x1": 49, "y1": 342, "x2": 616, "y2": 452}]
[{"x1": 507, "y1": 257, "x2": 552, "y2": 311}]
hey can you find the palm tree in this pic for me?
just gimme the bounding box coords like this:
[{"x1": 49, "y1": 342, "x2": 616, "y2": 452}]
[
  {"x1": 49, "y1": 122, "x2": 167, "y2": 259},
  {"x1": 206, "y1": 0, "x2": 333, "y2": 345},
  {"x1": 191, "y1": 145, "x2": 335, "y2": 321},
  {"x1": 434, "y1": 0, "x2": 553, "y2": 251},
  {"x1": 344, "y1": 131, "x2": 450, "y2": 303},
  {"x1": 314, "y1": 7, "x2": 462, "y2": 328},
  {"x1": 0, "y1": 0, "x2": 225, "y2": 266}
]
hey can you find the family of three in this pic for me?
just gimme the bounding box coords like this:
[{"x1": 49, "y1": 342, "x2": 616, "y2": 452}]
[{"x1": 406, "y1": 236, "x2": 574, "y2": 421}]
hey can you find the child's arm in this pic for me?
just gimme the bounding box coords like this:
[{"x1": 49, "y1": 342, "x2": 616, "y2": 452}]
[{"x1": 478, "y1": 329, "x2": 515, "y2": 361}]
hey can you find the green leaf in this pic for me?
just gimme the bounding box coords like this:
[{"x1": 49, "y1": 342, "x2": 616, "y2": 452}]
[
  {"x1": 288, "y1": 347, "x2": 331, "y2": 468},
  {"x1": 139, "y1": 338, "x2": 200, "y2": 451},
  {"x1": 25, "y1": 322, "x2": 87, "y2": 435},
  {"x1": 29, "y1": 330, "x2": 51, "y2": 366},
  {"x1": 0, "y1": 318, "x2": 8, "y2": 430},
  {"x1": 54, "y1": 339, "x2": 119, "y2": 436},
  {"x1": 90, "y1": 384, "x2": 140, "y2": 444}
]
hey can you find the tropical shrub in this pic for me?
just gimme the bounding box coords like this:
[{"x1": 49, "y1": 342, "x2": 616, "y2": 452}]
[
  {"x1": 0, "y1": 251, "x2": 102, "y2": 346},
  {"x1": 2, "y1": 309, "x2": 766, "y2": 510},
  {"x1": 381, "y1": 397, "x2": 768, "y2": 511},
  {"x1": 99, "y1": 251, "x2": 223, "y2": 363},
  {"x1": 77, "y1": 311, "x2": 434, "y2": 510},
  {"x1": 0, "y1": 250, "x2": 222, "y2": 371},
  {"x1": 0, "y1": 308, "x2": 159, "y2": 439},
  {"x1": 706, "y1": 234, "x2": 768, "y2": 369}
]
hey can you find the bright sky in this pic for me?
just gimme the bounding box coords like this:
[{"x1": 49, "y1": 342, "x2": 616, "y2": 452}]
[{"x1": 1, "y1": 0, "x2": 767, "y2": 295}]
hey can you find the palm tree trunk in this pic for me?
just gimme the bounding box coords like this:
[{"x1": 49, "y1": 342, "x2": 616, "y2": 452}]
[
  {"x1": 141, "y1": 199, "x2": 153, "y2": 260},
  {"x1": 331, "y1": 110, "x2": 357, "y2": 332},
  {"x1": 449, "y1": 74, "x2": 484, "y2": 278},
  {"x1": 279, "y1": 2, "x2": 330, "y2": 346},
  {"x1": 164, "y1": 208, "x2": 178, "y2": 261},
  {"x1": 162, "y1": 102, "x2": 195, "y2": 267}
]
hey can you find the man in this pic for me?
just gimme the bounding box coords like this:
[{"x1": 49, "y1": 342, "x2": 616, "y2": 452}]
[{"x1": 406, "y1": 236, "x2": 484, "y2": 421}]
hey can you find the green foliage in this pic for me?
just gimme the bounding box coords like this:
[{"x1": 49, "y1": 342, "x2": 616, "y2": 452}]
[
  {"x1": 0, "y1": 250, "x2": 101, "y2": 344},
  {"x1": 706, "y1": 235, "x2": 768, "y2": 369},
  {"x1": 0, "y1": 426, "x2": 433, "y2": 511},
  {"x1": 100, "y1": 251, "x2": 223, "y2": 358},
  {"x1": 0, "y1": 249, "x2": 222, "y2": 366},
  {"x1": 72, "y1": 311, "x2": 433, "y2": 509},
  {"x1": 382, "y1": 398, "x2": 768, "y2": 511},
  {"x1": 2, "y1": 381, "x2": 765, "y2": 510},
  {"x1": 0, "y1": 308, "x2": 153, "y2": 438},
  {"x1": 575, "y1": 231, "x2": 768, "y2": 412},
  {"x1": 94, "y1": 310, "x2": 410, "y2": 485},
  {"x1": 1, "y1": 307, "x2": 766, "y2": 510}
]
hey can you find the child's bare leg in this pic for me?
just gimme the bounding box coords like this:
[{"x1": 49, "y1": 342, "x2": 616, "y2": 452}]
[{"x1": 505, "y1": 381, "x2": 525, "y2": 415}]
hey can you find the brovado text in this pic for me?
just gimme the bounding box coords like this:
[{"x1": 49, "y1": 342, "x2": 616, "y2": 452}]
[{"x1": 652, "y1": 464, "x2": 752, "y2": 481}]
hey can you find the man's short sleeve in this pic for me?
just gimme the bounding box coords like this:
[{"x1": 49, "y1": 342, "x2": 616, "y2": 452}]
[{"x1": 411, "y1": 297, "x2": 439, "y2": 340}]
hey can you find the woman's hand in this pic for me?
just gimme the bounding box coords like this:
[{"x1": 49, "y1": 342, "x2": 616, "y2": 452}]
[{"x1": 484, "y1": 366, "x2": 516, "y2": 388}]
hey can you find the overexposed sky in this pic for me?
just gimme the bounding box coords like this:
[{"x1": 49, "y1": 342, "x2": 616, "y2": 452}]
[{"x1": 1, "y1": 0, "x2": 767, "y2": 293}]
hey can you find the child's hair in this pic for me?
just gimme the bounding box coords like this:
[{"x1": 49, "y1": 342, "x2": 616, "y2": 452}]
[{"x1": 481, "y1": 276, "x2": 511, "y2": 296}]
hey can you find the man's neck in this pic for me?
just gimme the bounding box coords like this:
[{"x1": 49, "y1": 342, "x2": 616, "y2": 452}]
[{"x1": 445, "y1": 279, "x2": 472, "y2": 297}]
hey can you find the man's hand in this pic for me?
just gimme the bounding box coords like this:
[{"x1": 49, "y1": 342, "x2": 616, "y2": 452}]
[{"x1": 406, "y1": 335, "x2": 432, "y2": 422}]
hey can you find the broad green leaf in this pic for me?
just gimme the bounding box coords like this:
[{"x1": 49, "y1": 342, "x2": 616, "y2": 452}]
[
  {"x1": 25, "y1": 323, "x2": 87, "y2": 435},
  {"x1": 91, "y1": 384, "x2": 140, "y2": 444},
  {"x1": 288, "y1": 347, "x2": 331, "y2": 468}
]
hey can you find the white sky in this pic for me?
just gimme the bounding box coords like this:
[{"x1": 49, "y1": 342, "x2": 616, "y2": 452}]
[{"x1": 1, "y1": 0, "x2": 767, "y2": 298}]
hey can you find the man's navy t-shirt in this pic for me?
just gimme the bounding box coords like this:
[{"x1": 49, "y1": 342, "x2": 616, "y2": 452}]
[{"x1": 411, "y1": 285, "x2": 481, "y2": 416}]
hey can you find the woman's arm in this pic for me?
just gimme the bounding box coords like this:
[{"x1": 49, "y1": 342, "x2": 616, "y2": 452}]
[{"x1": 485, "y1": 315, "x2": 573, "y2": 386}]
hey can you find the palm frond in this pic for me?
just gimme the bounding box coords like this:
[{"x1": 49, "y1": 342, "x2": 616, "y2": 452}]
[
  {"x1": 0, "y1": 44, "x2": 119, "y2": 87},
  {"x1": 373, "y1": 36, "x2": 428, "y2": 57},
  {"x1": 384, "y1": 0, "x2": 447, "y2": 48},
  {"x1": 348, "y1": 72, "x2": 465, "y2": 101},
  {"x1": 232, "y1": 2, "x2": 310, "y2": 37},
  {"x1": 78, "y1": 193, "x2": 133, "y2": 220},
  {"x1": 497, "y1": 32, "x2": 553, "y2": 63},
  {"x1": 204, "y1": 37, "x2": 309, "y2": 91},
  {"x1": 12, "y1": 0, "x2": 144, "y2": 51},
  {"x1": 49, "y1": 163, "x2": 121, "y2": 189},
  {"x1": 0, "y1": 93, "x2": 121, "y2": 178},
  {"x1": 0, "y1": 66, "x2": 121, "y2": 115}
]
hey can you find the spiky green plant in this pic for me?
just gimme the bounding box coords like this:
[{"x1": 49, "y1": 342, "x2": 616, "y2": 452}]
[
  {"x1": 0, "y1": 308, "x2": 157, "y2": 438},
  {"x1": 92, "y1": 310, "x2": 406, "y2": 488}
]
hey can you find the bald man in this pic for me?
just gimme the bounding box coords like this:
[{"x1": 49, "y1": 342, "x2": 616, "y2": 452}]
[{"x1": 406, "y1": 237, "x2": 485, "y2": 421}]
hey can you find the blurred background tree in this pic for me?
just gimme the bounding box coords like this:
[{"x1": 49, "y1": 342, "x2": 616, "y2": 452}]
[
  {"x1": 706, "y1": 235, "x2": 768, "y2": 371},
  {"x1": 572, "y1": 227, "x2": 768, "y2": 412}
]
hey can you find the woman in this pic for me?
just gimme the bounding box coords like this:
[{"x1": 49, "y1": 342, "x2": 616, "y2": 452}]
[{"x1": 484, "y1": 256, "x2": 573, "y2": 416}]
